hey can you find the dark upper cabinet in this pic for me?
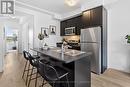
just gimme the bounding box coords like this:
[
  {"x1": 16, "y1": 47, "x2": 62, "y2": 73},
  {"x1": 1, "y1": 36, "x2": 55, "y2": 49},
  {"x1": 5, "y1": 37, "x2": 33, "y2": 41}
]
[
  {"x1": 75, "y1": 16, "x2": 83, "y2": 35},
  {"x1": 82, "y1": 6, "x2": 102, "y2": 28},
  {"x1": 60, "y1": 6, "x2": 106, "y2": 36},
  {"x1": 91, "y1": 6, "x2": 102, "y2": 26},
  {"x1": 67, "y1": 18, "x2": 75, "y2": 27},
  {"x1": 60, "y1": 21, "x2": 66, "y2": 36},
  {"x1": 60, "y1": 16, "x2": 82, "y2": 36},
  {"x1": 82, "y1": 10, "x2": 91, "y2": 28}
]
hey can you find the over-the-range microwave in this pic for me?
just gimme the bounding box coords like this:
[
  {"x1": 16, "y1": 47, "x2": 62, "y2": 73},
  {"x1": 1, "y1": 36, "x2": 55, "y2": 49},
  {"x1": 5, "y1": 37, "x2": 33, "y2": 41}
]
[{"x1": 65, "y1": 27, "x2": 76, "y2": 35}]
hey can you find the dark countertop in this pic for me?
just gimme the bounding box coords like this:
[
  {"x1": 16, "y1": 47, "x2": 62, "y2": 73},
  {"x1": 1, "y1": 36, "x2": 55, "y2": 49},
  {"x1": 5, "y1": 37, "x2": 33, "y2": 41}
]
[{"x1": 31, "y1": 47, "x2": 92, "y2": 63}]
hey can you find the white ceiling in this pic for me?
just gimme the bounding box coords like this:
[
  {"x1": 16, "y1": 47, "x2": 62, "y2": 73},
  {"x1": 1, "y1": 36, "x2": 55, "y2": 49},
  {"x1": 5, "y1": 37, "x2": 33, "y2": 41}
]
[
  {"x1": 0, "y1": 11, "x2": 31, "y2": 21},
  {"x1": 16, "y1": 0, "x2": 87, "y2": 14},
  {"x1": 0, "y1": 10, "x2": 33, "y2": 26}
]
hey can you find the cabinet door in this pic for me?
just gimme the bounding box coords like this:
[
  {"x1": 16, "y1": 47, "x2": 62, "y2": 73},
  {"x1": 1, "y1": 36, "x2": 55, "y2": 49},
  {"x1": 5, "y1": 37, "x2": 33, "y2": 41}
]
[
  {"x1": 91, "y1": 6, "x2": 102, "y2": 26},
  {"x1": 75, "y1": 16, "x2": 83, "y2": 35},
  {"x1": 60, "y1": 21, "x2": 66, "y2": 36},
  {"x1": 66, "y1": 16, "x2": 82, "y2": 35},
  {"x1": 82, "y1": 10, "x2": 91, "y2": 28},
  {"x1": 67, "y1": 18, "x2": 75, "y2": 27}
]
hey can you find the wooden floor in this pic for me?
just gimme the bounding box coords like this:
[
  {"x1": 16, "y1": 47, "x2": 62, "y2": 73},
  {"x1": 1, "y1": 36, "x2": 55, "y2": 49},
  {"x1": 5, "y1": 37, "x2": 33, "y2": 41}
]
[{"x1": 0, "y1": 52, "x2": 130, "y2": 87}]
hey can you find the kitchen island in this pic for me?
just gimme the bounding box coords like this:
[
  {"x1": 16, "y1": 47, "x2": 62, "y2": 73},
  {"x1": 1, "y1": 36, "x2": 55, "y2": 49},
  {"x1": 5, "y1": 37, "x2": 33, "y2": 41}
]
[{"x1": 31, "y1": 47, "x2": 91, "y2": 87}]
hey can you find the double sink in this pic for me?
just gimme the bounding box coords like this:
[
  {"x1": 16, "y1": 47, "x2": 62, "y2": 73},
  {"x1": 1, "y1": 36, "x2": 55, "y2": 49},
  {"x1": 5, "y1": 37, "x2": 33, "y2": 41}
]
[{"x1": 53, "y1": 49, "x2": 85, "y2": 56}]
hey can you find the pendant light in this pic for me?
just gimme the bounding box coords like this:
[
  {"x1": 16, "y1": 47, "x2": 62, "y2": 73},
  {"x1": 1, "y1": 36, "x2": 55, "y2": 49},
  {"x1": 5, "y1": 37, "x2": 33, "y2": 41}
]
[{"x1": 65, "y1": 0, "x2": 79, "y2": 6}]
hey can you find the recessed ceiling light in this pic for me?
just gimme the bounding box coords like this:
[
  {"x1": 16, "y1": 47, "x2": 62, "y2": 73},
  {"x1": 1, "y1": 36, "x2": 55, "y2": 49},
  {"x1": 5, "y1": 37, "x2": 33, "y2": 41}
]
[{"x1": 65, "y1": 0, "x2": 79, "y2": 7}]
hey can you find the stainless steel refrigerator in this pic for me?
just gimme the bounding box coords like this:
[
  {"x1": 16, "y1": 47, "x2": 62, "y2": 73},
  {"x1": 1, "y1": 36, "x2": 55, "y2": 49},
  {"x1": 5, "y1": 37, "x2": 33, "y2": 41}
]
[{"x1": 80, "y1": 26, "x2": 107, "y2": 74}]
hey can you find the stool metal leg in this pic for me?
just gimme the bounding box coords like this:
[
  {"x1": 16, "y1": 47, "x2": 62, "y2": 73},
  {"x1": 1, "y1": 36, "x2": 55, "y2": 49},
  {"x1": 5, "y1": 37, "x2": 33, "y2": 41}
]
[
  {"x1": 41, "y1": 80, "x2": 44, "y2": 87},
  {"x1": 53, "y1": 81, "x2": 55, "y2": 87},
  {"x1": 35, "y1": 69, "x2": 38, "y2": 87},
  {"x1": 28, "y1": 66, "x2": 34, "y2": 87},
  {"x1": 66, "y1": 75, "x2": 70, "y2": 87},
  {"x1": 26, "y1": 63, "x2": 31, "y2": 85},
  {"x1": 22, "y1": 60, "x2": 28, "y2": 78},
  {"x1": 40, "y1": 78, "x2": 47, "y2": 87}
]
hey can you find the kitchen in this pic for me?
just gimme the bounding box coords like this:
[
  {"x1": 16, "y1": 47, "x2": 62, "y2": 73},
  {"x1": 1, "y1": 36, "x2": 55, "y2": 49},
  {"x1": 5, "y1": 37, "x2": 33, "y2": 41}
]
[
  {"x1": 56, "y1": 6, "x2": 107, "y2": 74},
  {"x1": 0, "y1": 0, "x2": 130, "y2": 87},
  {"x1": 29, "y1": 6, "x2": 106, "y2": 87}
]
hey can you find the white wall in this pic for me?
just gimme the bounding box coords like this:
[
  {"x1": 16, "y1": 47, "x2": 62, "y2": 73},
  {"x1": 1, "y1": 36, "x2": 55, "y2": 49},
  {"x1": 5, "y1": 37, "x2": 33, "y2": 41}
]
[
  {"x1": 105, "y1": 0, "x2": 130, "y2": 72},
  {"x1": 0, "y1": 23, "x2": 5, "y2": 72},
  {"x1": 21, "y1": 22, "x2": 29, "y2": 51},
  {"x1": 16, "y1": 6, "x2": 62, "y2": 48},
  {"x1": 18, "y1": 24, "x2": 22, "y2": 53}
]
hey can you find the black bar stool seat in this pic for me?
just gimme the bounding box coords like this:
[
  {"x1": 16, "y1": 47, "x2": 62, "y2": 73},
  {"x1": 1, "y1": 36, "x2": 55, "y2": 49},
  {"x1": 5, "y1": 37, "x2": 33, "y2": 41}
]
[
  {"x1": 46, "y1": 66, "x2": 68, "y2": 80},
  {"x1": 32, "y1": 55, "x2": 40, "y2": 59},
  {"x1": 39, "y1": 59, "x2": 70, "y2": 87}
]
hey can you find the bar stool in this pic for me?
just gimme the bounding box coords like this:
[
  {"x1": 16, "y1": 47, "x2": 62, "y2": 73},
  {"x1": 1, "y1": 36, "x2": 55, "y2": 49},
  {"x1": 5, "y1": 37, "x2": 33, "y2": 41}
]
[
  {"x1": 27, "y1": 53, "x2": 50, "y2": 87},
  {"x1": 37, "y1": 59, "x2": 50, "y2": 87},
  {"x1": 39, "y1": 59, "x2": 70, "y2": 87},
  {"x1": 22, "y1": 51, "x2": 30, "y2": 79},
  {"x1": 27, "y1": 52, "x2": 40, "y2": 87},
  {"x1": 22, "y1": 51, "x2": 40, "y2": 86}
]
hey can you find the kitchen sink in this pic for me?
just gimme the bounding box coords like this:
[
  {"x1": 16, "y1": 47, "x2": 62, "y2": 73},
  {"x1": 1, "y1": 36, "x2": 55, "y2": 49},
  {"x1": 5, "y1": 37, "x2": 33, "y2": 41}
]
[
  {"x1": 53, "y1": 49, "x2": 85, "y2": 56},
  {"x1": 53, "y1": 49, "x2": 62, "y2": 53},
  {"x1": 65, "y1": 50, "x2": 85, "y2": 56}
]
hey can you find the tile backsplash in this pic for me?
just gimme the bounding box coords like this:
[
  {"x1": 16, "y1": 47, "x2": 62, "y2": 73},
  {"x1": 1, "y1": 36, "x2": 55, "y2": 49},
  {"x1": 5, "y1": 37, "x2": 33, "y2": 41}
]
[{"x1": 63, "y1": 35, "x2": 80, "y2": 42}]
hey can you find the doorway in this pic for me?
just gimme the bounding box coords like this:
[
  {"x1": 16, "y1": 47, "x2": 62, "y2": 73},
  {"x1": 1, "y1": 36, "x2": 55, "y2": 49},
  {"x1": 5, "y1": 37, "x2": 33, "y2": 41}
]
[
  {"x1": 0, "y1": 11, "x2": 34, "y2": 73},
  {"x1": 5, "y1": 27, "x2": 18, "y2": 53}
]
